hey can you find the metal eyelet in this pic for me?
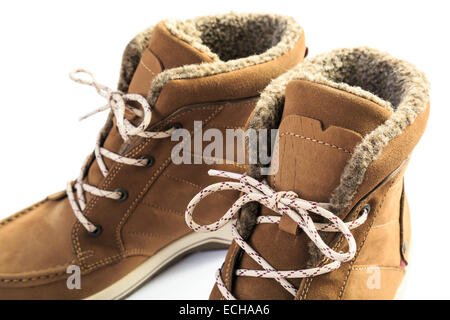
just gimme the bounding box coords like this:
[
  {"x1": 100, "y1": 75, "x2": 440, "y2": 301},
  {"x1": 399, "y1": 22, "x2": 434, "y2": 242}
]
[
  {"x1": 87, "y1": 223, "x2": 103, "y2": 238},
  {"x1": 140, "y1": 155, "x2": 155, "y2": 168},
  {"x1": 172, "y1": 122, "x2": 183, "y2": 130},
  {"x1": 358, "y1": 204, "x2": 371, "y2": 217},
  {"x1": 164, "y1": 122, "x2": 182, "y2": 132},
  {"x1": 115, "y1": 188, "x2": 129, "y2": 202}
]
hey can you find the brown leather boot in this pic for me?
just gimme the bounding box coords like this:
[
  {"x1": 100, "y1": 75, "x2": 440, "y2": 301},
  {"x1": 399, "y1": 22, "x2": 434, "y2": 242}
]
[
  {"x1": 0, "y1": 13, "x2": 306, "y2": 299},
  {"x1": 186, "y1": 47, "x2": 429, "y2": 300}
]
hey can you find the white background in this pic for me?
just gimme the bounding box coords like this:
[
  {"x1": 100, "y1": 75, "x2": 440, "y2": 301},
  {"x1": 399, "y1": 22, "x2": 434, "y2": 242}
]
[{"x1": 0, "y1": 0, "x2": 448, "y2": 300}]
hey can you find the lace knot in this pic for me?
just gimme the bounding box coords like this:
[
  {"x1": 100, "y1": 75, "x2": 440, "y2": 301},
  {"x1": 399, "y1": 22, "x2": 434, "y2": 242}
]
[{"x1": 185, "y1": 170, "x2": 369, "y2": 300}]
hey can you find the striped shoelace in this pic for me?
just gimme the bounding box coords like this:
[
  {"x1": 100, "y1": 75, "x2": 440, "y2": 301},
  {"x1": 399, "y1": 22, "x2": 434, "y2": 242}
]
[
  {"x1": 66, "y1": 69, "x2": 173, "y2": 233},
  {"x1": 185, "y1": 170, "x2": 369, "y2": 300}
]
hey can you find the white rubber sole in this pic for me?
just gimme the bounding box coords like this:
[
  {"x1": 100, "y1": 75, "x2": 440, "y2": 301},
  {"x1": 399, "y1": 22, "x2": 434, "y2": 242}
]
[{"x1": 85, "y1": 222, "x2": 233, "y2": 300}]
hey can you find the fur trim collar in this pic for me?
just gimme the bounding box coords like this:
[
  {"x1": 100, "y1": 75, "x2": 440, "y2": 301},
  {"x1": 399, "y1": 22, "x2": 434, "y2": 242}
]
[
  {"x1": 117, "y1": 13, "x2": 303, "y2": 107},
  {"x1": 247, "y1": 47, "x2": 430, "y2": 210}
]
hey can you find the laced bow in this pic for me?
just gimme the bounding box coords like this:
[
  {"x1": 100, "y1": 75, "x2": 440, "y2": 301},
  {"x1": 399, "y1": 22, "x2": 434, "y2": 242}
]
[
  {"x1": 67, "y1": 69, "x2": 174, "y2": 233},
  {"x1": 185, "y1": 170, "x2": 369, "y2": 300}
]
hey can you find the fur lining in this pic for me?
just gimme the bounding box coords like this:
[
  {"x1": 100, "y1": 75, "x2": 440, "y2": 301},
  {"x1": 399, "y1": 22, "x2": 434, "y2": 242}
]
[
  {"x1": 117, "y1": 13, "x2": 303, "y2": 105},
  {"x1": 118, "y1": 27, "x2": 154, "y2": 93},
  {"x1": 247, "y1": 47, "x2": 430, "y2": 211}
]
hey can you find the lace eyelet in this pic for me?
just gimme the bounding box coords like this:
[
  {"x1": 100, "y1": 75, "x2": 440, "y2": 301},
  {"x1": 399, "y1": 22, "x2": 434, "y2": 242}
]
[
  {"x1": 87, "y1": 223, "x2": 103, "y2": 237},
  {"x1": 164, "y1": 122, "x2": 182, "y2": 132},
  {"x1": 358, "y1": 204, "x2": 371, "y2": 217},
  {"x1": 140, "y1": 155, "x2": 155, "y2": 168},
  {"x1": 115, "y1": 188, "x2": 129, "y2": 202},
  {"x1": 172, "y1": 122, "x2": 183, "y2": 130}
]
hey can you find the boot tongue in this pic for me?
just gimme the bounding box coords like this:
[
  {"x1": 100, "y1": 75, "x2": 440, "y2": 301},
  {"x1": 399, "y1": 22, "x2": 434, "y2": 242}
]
[
  {"x1": 127, "y1": 21, "x2": 214, "y2": 97},
  {"x1": 269, "y1": 79, "x2": 393, "y2": 203}
]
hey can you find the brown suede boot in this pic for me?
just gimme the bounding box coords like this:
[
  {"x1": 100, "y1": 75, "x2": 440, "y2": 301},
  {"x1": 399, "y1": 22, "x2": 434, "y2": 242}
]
[
  {"x1": 0, "y1": 13, "x2": 306, "y2": 299},
  {"x1": 186, "y1": 47, "x2": 429, "y2": 300}
]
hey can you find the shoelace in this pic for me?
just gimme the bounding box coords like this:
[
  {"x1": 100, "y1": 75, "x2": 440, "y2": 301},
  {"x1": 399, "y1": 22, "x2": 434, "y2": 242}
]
[
  {"x1": 67, "y1": 69, "x2": 174, "y2": 233},
  {"x1": 185, "y1": 170, "x2": 369, "y2": 300}
]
